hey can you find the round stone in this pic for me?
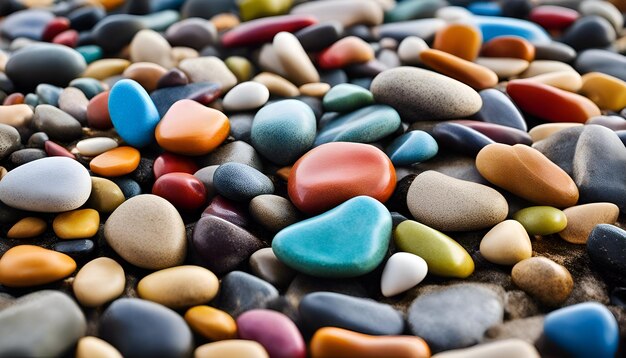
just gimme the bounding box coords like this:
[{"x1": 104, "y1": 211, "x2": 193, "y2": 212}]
[
  {"x1": 138, "y1": 265, "x2": 219, "y2": 309},
  {"x1": 223, "y1": 82, "x2": 270, "y2": 112},
  {"x1": 479, "y1": 220, "x2": 532, "y2": 266},
  {"x1": 559, "y1": 203, "x2": 619, "y2": 244},
  {"x1": 184, "y1": 305, "x2": 237, "y2": 341},
  {"x1": 53, "y1": 208, "x2": 100, "y2": 239},
  {"x1": 0, "y1": 123, "x2": 21, "y2": 160},
  {"x1": 86, "y1": 177, "x2": 126, "y2": 213},
  {"x1": 76, "y1": 337, "x2": 123, "y2": 358},
  {"x1": 76, "y1": 137, "x2": 118, "y2": 157},
  {"x1": 129, "y1": 29, "x2": 173, "y2": 68},
  {"x1": 433, "y1": 23, "x2": 482, "y2": 61},
  {"x1": 380, "y1": 252, "x2": 428, "y2": 297},
  {"x1": 108, "y1": 79, "x2": 160, "y2": 148},
  {"x1": 0, "y1": 245, "x2": 76, "y2": 287},
  {"x1": 512, "y1": 206, "x2": 568, "y2": 236},
  {"x1": 511, "y1": 257, "x2": 573, "y2": 306},
  {"x1": 213, "y1": 163, "x2": 274, "y2": 202},
  {"x1": 249, "y1": 194, "x2": 299, "y2": 233},
  {"x1": 89, "y1": 146, "x2": 141, "y2": 177},
  {"x1": 152, "y1": 173, "x2": 207, "y2": 211},
  {"x1": 72, "y1": 257, "x2": 125, "y2": 307},
  {"x1": 385, "y1": 130, "x2": 438, "y2": 166}
]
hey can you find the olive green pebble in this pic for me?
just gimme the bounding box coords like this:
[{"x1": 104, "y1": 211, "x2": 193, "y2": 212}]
[
  {"x1": 513, "y1": 206, "x2": 567, "y2": 236},
  {"x1": 225, "y1": 56, "x2": 254, "y2": 83},
  {"x1": 322, "y1": 83, "x2": 374, "y2": 113}
]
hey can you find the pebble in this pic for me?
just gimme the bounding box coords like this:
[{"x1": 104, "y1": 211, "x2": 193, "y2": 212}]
[
  {"x1": 529, "y1": 122, "x2": 582, "y2": 142},
  {"x1": 273, "y1": 196, "x2": 392, "y2": 278},
  {"x1": 138, "y1": 265, "x2": 219, "y2": 309},
  {"x1": 559, "y1": 203, "x2": 619, "y2": 244},
  {"x1": 290, "y1": 0, "x2": 383, "y2": 27},
  {"x1": 130, "y1": 29, "x2": 173, "y2": 68},
  {"x1": 587, "y1": 224, "x2": 626, "y2": 280},
  {"x1": 253, "y1": 72, "x2": 300, "y2": 97},
  {"x1": 529, "y1": 5, "x2": 579, "y2": 31},
  {"x1": 322, "y1": 83, "x2": 373, "y2": 113},
  {"x1": 310, "y1": 327, "x2": 431, "y2": 358},
  {"x1": 10, "y1": 148, "x2": 47, "y2": 166},
  {"x1": 7, "y1": 217, "x2": 47, "y2": 239},
  {"x1": 0, "y1": 104, "x2": 33, "y2": 127},
  {"x1": 89, "y1": 146, "x2": 141, "y2": 177},
  {"x1": 299, "y1": 83, "x2": 330, "y2": 97},
  {"x1": 203, "y1": 140, "x2": 264, "y2": 170},
  {"x1": 315, "y1": 105, "x2": 401, "y2": 146},
  {"x1": 123, "y1": 62, "x2": 168, "y2": 92},
  {"x1": 53, "y1": 239, "x2": 95, "y2": 259},
  {"x1": 32, "y1": 104, "x2": 82, "y2": 141},
  {"x1": 184, "y1": 305, "x2": 237, "y2": 341},
  {"x1": 237, "y1": 309, "x2": 306, "y2": 358},
  {"x1": 511, "y1": 257, "x2": 573, "y2": 306},
  {"x1": 108, "y1": 79, "x2": 160, "y2": 148},
  {"x1": 479, "y1": 220, "x2": 532, "y2": 266},
  {"x1": 87, "y1": 177, "x2": 126, "y2": 213},
  {"x1": 380, "y1": 252, "x2": 428, "y2": 297},
  {"x1": 406, "y1": 170, "x2": 508, "y2": 232},
  {"x1": 76, "y1": 137, "x2": 118, "y2": 157},
  {"x1": 544, "y1": 302, "x2": 618, "y2": 358},
  {"x1": 58, "y1": 87, "x2": 88, "y2": 125},
  {"x1": 385, "y1": 130, "x2": 438, "y2": 166},
  {"x1": 450, "y1": 120, "x2": 532, "y2": 145},
  {"x1": 151, "y1": 82, "x2": 221, "y2": 117},
  {"x1": 249, "y1": 247, "x2": 296, "y2": 287},
  {"x1": 394, "y1": 220, "x2": 474, "y2": 278},
  {"x1": 153, "y1": 172, "x2": 207, "y2": 211},
  {"x1": 397, "y1": 36, "x2": 429, "y2": 65},
  {"x1": 0, "y1": 123, "x2": 20, "y2": 160},
  {"x1": 408, "y1": 284, "x2": 503, "y2": 352},
  {"x1": 76, "y1": 337, "x2": 123, "y2": 358},
  {"x1": 300, "y1": 291, "x2": 404, "y2": 335},
  {"x1": 213, "y1": 162, "x2": 274, "y2": 202},
  {"x1": 249, "y1": 194, "x2": 299, "y2": 233},
  {"x1": 524, "y1": 70, "x2": 583, "y2": 92},
  {"x1": 474, "y1": 57, "x2": 530, "y2": 79},
  {"x1": 214, "y1": 271, "x2": 279, "y2": 317},
  {"x1": 83, "y1": 58, "x2": 130, "y2": 80},
  {"x1": 473, "y1": 15, "x2": 551, "y2": 43},
  {"x1": 86, "y1": 91, "x2": 112, "y2": 129},
  {"x1": 104, "y1": 194, "x2": 187, "y2": 269},
  {"x1": 195, "y1": 340, "x2": 269, "y2": 358},
  {"x1": 179, "y1": 56, "x2": 237, "y2": 91},
  {"x1": 431, "y1": 339, "x2": 539, "y2": 358},
  {"x1": 0, "y1": 157, "x2": 91, "y2": 212},
  {"x1": 513, "y1": 206, "x2": 567, "y2": 236},
  {"x1": 371, "y1": 67, "x2": 482, "y2": 121},
  {"x1": 166, "y1": 18, "x2": 217, "y2": 50},
  {"x1": 318, "y1": 36, "x2": 374, "y2": 70},
  {"x1": 580, "y1": 72, "x2": 626, "y2": 111},
  {"x1": 99, "y1": 298, "x2": 194, "y2": 358},
  {"x1": 223, "y1": 81, "x2": 269, "y2": 112},
  {"x1": 72, "y1": 257, "x2": 125, "y2": 307},
  {"x1": 53, "y1": 208, "x2": 100, "y2": 239},
  {"x1": 0, "y1": 291, "x2": 86, "y2": 357},
  {"x1": 562, "y1": 16, "x2": 616, "y2": 52},
  {"x1": 0, "y1": 245, "x2": 76, "y2": 287},
  {"x1": 432, "y1": 23, "x2": 482, "y2": 61},
  {"x1": 476, "y1": 144, "x2": 579, "y2": 207},
  {"x1": 155, "y1": 99, "x2": 229, "y2": 155}
]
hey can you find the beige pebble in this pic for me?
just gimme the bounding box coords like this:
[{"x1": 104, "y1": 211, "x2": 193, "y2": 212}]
[
  {"x1": 123, "y1": 62, "x2": 167, "y2": 92},
  {"x1": 76, "y1": 336, "x2": 123, "y2": 358},
  {"x1": 138, "y1": 265, "x2": 219, "y2": 309},
  {"x1": 179, "y1": 56, "x2": 237, "y2": 91},
  {"x1": 273, "y1": 31, "x2": 320, "y2": 86},
  {"x1": 522, "y1": 70, "x2": 583, "y2": 92},
  {"x1": 72, "y1": 257, "x2": 125, "y2": 307},
  {"x1": 479, "y1": 220, "x2": 532, "y2": 265},
  {"x1": 432, "y1": 339, "x2": 540, "y2": 358},
  {"x1": 171, "y1": 46, "x2": 199, "y2": 66},
  {"x1": 130, "y1": 29, "x2": 174, "y2": 68},
  {"x1": 559, "y1": 203, "x2": 620, "y2": 244},
  {"x1": 194, "y1": 340, "x2": 269, "y2": 358},
  {"x1": 299, "y1": 82, "x2": 330, "y2": 97},
  {"x1": 0, "y1": 104, "x2": 34, "y2": 127},
  {"x1": 0, "y1": 50, "x2": 8, "y2": 72},
  {"x1": 290, "y1": 0, "x2": 383, "y2": 27},
  {"x1": 397, "y1": 37, "x2": 429, "y2": 65},
  {"x1": 253, "y1": 72, "x2": 300, "y2": 97},
  {"x1": 474, "y1": 57, "x2": 529, "y2": 79},
  {"x1": 519, "y1": 60, "x2": 576, "y2": 78},
  {"x1": 529, "y1": 122, "x2": 583, "y2": 142},
  {"x1": 511, "y1": 257, "x2": 573, "y2": 307},
  {"x1": 83, "y1": 59, "x2": 131, "y2": 80},
  {"x1": 257, "y1": 44, "x2": 288, "y2": 78}
]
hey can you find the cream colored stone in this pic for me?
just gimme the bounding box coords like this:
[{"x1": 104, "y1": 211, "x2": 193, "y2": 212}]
[
  {"x1": 475, "y1": 57, "x2": 529, "y2": 79},
  {"x1": 83, "y1": 59, "x2": 131, "y2": 80},
  {"x1": 130, "y1": 29, "x2": 174, "y2": 68},
  {"x1": 519, "y1": 60, "x2": 576, "y2": 78},
  {"x1": 179, "y1": 56, "x2": 237, "y2": 91},
  {"x1": 273, "y1": 32, "x2": 319, "y2": 85},
  {"x1": 171, "y1": 46, "x2": 199, "y2": 66},
  {"x1": 138, "y1": 265, "x2": 219, "y2": 309},
  {"x1": 290, "y1": 0, "x2": 384, "y2": 27},
  {"x1": 398, "y1": 36, "x2": 429, "y2": 65},
  {"x1": 299, "y1": 82, "x2": 330, "y2": 98},
  {"x1": 73, "y1": 257, "x2": 125, "y2": 307},
  {"x1": 529, "y1": 122, "x2": 583, "y2": 142},
  {"x1": 432, "y1": 339, "x2": 540, "y2": 358},
  {"x1": 253, "y1": 72, "x2": 300, "y2": 97},
  {"x1": 194, "y1": 340, "x2": 269, "y2": 358},
  {"x1": 0, "y1": 104, "x2": 34, "y2": 127},
  {"x1": 76, "y1": 336, "x2": 123, "y2": 358},
  {"x1": 522, "y1": 70, "x2": 583, "y2": 92},
  {"x1": 559, "y1": 203, "x2": 620, "y2": 244},
  {"x1": 480, "y1": 220, "x2": 532, "y2": 266},
  {"x1": 257, "y1": 44, "x2": 288, "y2": 78}
]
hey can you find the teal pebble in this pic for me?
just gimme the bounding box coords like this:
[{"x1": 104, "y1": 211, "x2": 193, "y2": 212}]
[
  {"x1": 108, "y1": 79, "x2": 160, "y2": 148},
  {"x1": 474, "y1": 16, "x2": 551, "y2": 43},
  {"x1": 24, "y1": 93, "x2": 39, "y2": 107},
  {"x1": 76, "y1": 45, "x2": 103, "y2": 64},
  {"x1": 322, "y1": 83, "x2": 374, "y2": 113},
  {"x1": 69, "y1": 78, "x2": 105, "y2": 99},
  {"x1": 384, "y1": 0, "x2": 447, "y2": 23},
  {"x1": 36, "y1": 84, "x2": 62, "y2": 106},
  {"x1": 315, "y1": 104, "x2": 401, "y2": 146},
  {"x1": 272, "y1": 196, "x2": 392, "y2": 278},
  {"x1": 251, "y1": 99, "x2": 316, "y2": 166},
  {"x1": 385, "y1": 130, "x2": 438, "y2": 166}
]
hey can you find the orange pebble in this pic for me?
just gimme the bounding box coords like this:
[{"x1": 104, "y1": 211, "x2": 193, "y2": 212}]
[
  {"x1": 310, "y1": 327, "x2": 431, "y2": 358},
  {"x1": 7, "y1": 217, "x2": 47, "y2": 239},
  {"x1": 276, "y1": 166, "x2": 291, "y2": 181},
  {"x1": 211, "y1": 13, "x2": 241, "y2": 32},
  {"x1": 0, "y1": 245, "x2": 76, "y2": 287},
  {"x1": 481, "y1": 36, "x2": 535, "y2": 62},
  {"x1": 419, "y1": 49, "x2": 498, "y2": 90},
  {"x1": 90, "y1": 146, "x2": 141, "y2": 177},
  {"x1": 318, "y1": 36, "x2": 374, "y2": 69},
  {"x1": 184, "y1": 305, "x2": 238, "y2": 341},
  {"x1": 96, "y1": 0, "x2": 125, "y2": 10},
  {"x1": 433, "y1": 23, "x2": 482, "y2": 61}
]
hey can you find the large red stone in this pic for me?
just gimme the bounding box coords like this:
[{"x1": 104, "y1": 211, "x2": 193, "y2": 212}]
[
  {"x1": 153, "y1": 152, "x2": 199, "y2": 179},
  {"x1": 288, "y1": 142, "x2": 396, "y2": 214},
  {"x1": 221, "y1": 15, "x2": 317, "y2": 48},
  {"x1": 152, "y1": 172, "x2": 207, "y2": 211},
  {"x1": 529, "y1": 6, "x2": 579, "y2": 31}
]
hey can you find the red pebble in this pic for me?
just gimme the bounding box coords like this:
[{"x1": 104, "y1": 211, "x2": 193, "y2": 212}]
[
  {"x1": 201, "y1": 195, "x2": 249, "y2": 227},
  {"x1": 87, "y1": 91, "x2": 112, "y2": 130},
  {"x1": 153, "y1": 172, "x2": 207, "y2": 211},
  {"x1": 42, "y1": 17, "x2": 70, "y2": 42},
  {"x1": 221, "y1": 15, "x2": 317, "y2": 48},
  {"x1": 529, "y1": 6, "x2": 579, "y2": 31},
  {"x1": 3, "y1": 93, "x2": 24, "y2": 105},
  {"x1": 153, "y1": 152, "x2": 199, "y2": 179},
  {"x1": 44, "y1": 141, "x2": 76, "y2": 159},
  {"x1": 52, "y1": 29, "x2": 79, "y2": 48}
]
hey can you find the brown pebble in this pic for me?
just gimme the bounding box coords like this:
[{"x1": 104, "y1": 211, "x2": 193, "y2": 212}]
[
  {"x1": 559, "y1": 203, "x2": 620, "y2": 244},
  {"x1": 511, "y1": 257, "x2": 573, "y2": 307},
  {"x1": 123, "y1": 62, "x2": 168, "y2": 92}
]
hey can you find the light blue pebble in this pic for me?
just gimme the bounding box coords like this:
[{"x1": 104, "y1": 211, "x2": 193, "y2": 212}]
[
  {"x1": 473, "y1": 16, "x2": 551, "y2": 44},
  {"x1": 468, "y1": 2, "x2": 502, "y2": 16},
  {"x1": 385, "y1": 130, "x2": 438, "y2": 166},
  {"x1": 314, "y1": 104, "x2": 401, "y2": 146},
  {"x1": 36, "y1": 84, "x2": 62, "y2": 107},
  {"x1": 273, "y1": 196, "x2": 392, "y2": 278},
  {"x1": 544, "y1": 302, "x2": 619, "y2": 358},
  {"x1": 108, "y1": 79, "x2": 160, "y2": 148}
]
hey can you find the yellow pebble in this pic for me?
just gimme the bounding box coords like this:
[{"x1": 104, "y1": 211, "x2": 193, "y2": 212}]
[
  {"x1": 580, "y1": 72, "x2": 626, "y2": 111},
  {"x1": 83, "y1": 59, "x2": 131, "y2": 80},
  {"x1": 53, "y1": 209, "x2": 100, "y2": 239},
  {"x1": 185, "y1": 305, "x2": 238, "y2": 341},
  {"x1": 299, "y1": 83, "x2": 331, "y2": 98},
  {"x1": 7, "y1": 217, "x2": 47, "y2": 239}
]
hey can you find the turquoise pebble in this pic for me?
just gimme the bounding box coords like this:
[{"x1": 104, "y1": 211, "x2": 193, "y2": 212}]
[
  {"x1": 272, "y1": 196, "x2": 392, "y2": 278},
  {"x1": 385, "y1": 130, "x2": 438, "y2": 166},
  {"x1": 251, "y1": 99, "x2": 317, "y2": 165},
  {"x1": 108, "y1": 79, "x2": 160, "y2": 148},
  {"x1": 69, "y1": 78, "x2": 105, "y2": 99},
  {"x1": 544, "y1": 302, "x2": 618, "y2": 358},
  {"x1": 384, "y1": 0, "x2": 447, "y2": 23},
  {"x1": 474, "y1": 16, "x2": 551, "y2": 43},
  {"x1": 314, "y1": 105, "x2": 401, "y2": 146},
  {"x1": 322, "y1": 83, "x2": 374, "y2": 113},
  {"x1": 468, "y1": 2, "x2": 502, "y2": 16},
  {"x1": 141, "y1": 10, "x2": 180, "y2": 31},
  {"x1": 36, "y1": 84, "x2": 62, "y2": 106},
  {"x1": 76, "y1": 45, "x2": 103, "y2": 64},
  {"x1": 24, "y1": 93, "x2": 39, "y2": 107}
]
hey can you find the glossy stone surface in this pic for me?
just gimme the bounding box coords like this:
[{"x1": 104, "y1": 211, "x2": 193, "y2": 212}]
[
  {"x1": 53, "y1": 208, "x2": 100, "y2": 239},
  {"x1": 185, "y1": 305, "x2": 237, "y2": 341},
  {"x1": 559, "y1": 203, "x2": 619, "y2": 244},
  {"x1": 380, "y1": 252, "x2": 428, "y2": 297},
  {"x1": 480, "y1": 220, "x2": 532, "y2": 266},
  {"x1": 385, "y1": 130, "x2": 438, "y2": 166},
  {"x1": 420, "y1": 49, "x2": 498, "y2": 90},
  {"x1": 138, "y1": 265, "x2": 219, "y2": 309},
  {"x1": 0, "y1": 245, "x2": 76, "y2": 287},
  {"x1": 153, "y1": 173, "x2": 207, "y2": 211},
  {"x1": 513, "y1": 206, "x2": 567, "y2": 236},
  {"x1": 89, "y1": 146, "x2": 141, "y2": 177},
  {"x1": 108, "y1": 79, "x2": 160, "y2": 148},
  {"x1": 73, "y1": 257, "x2": 125, "y2": 307},
  {"x1": 237, "y1": 309, "x2": 306, "y2": 358},
  {"x1": 511, "y1": 257, "x2": 573, "y2": 306}
]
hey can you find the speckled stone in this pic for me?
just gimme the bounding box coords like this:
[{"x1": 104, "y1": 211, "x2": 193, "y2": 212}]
[
  {"x1": 214, "y1": 271, "x2": 279, "y2": 318},
  {"x1": 511, "y1": 257, "x2": 573, "y2": 307},
  {"x1": 213, "y1": 163, "x2": 274, "y2": 202},
  {"x1": 249, "y1": 194, "x2": 299, "y2": 233},
  {"x1": 0, "y1": 123, "x2": 21, "y2": 160},
  {"x1": 314, "y1": 105, "x2": 401, "y2": 146}
]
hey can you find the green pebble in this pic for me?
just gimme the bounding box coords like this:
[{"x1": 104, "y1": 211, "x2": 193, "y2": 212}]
[
  {"x1": 394, "y1": 220, "x2": 474, "y2": 278},
  {"x1": 225, "y1": 56, "x2": 254, "y2": 82},
  {"x1": 76, "y1": 45, "x2": 103, "y2": 64},
  {"x1": 513, "y1": 206, "x2": 567, "y2": 236},
  {"x1": 239, "y1": 0, "x2": 293, "y2": 21},
  {"x1": 322, "y1": 83, "x2": 374, "y2": 113}
]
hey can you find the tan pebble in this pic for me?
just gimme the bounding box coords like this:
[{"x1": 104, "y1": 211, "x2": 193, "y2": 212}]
[
  {"x1": 185, "y1": 305, "x2": 238, "y2": 341},
  {"x1": 73, "y1": 257, "x2": 125, "y2": 307},
  {"x1": 519, "y1": 60, "x2": 576, "y2": 78},
  {"x1": 290, "y1": 0, "x2": 383, "y2": 27},
  {"x1": 253, "y1": 72, "x2": 300, "y2": 97},
  {"x1": 194, "y1": 340, "x2": 269, "y2": 358},
  {"x1": 522, "y1": 70, "x2": 583, "y2": 92},
  {"x1": 474, "y1": 57, "x2": 529, "y2": 79},
  {"x1": 53, "y1": 208, "x2": 100, "y2": 239},
  {"x1": 559, "y1": 203, "x2": 620, "y2": 244},
  {"x1": 258, "y1": 44, "x2": 288, "y2": 78},
  {"x1": 179, "y1": 56, "x2": 238, "y2": 91},
  {"x1": 123, "y1": 62, "x2": 167, "y2": 92},
  {"x1": 431, "y1": 339, "x2": 539, "y2": 358},
  {"x1": 138, "y1": 265, "x2": 219, "y2": 309},
  {"x1": 0, "y1": 104, "x2": 34, "y2": 127},
  {"x1": 0, "y1": 50, "x2": 8, "y2": 72},
  {"x1": 7, "y1": 217, "x2": 47, "y2": 239},
  {"x1": 397, "y1": 36, "x2": 429, "y2": 65},
  {"x1": 129, "y1": 29, "x2": 173, "y2": 68},
  {"x1": 83, "y1": 59, "x2": 131, "y2": 80},
  {"x1": 0, "y1": 166, "x2": 7, "y2": 179},
  {"x1": 76, "y1": 336, "x2": 123, "y2": 358},
  {"x1": 171, "y1": 47, "x2": 199, "y2": 66},
  {"x1": 299, "y1": 83, "x2": 330, "y2": 97},
  {"x1": 86, "y1": 177, "x2": 125, "y2": 214},
  {"x1": 273, "y1": 31, "x2": 319, "y2": 85},
  {"x1": 511, "y1": 257, "x2": 573, "y2": 307},
  {"x1": 479, "y1": 220, "x2": 532, "y2": 265},
  {"x1": 528, "y1": 122, "x2": 583, "y2": 142},
  {"x1": 211, "y1": 13, "x2": 240, "y2": 32}
]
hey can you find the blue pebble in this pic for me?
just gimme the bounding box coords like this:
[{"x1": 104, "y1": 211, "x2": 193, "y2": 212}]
[
  {"x1": 53, "y1": 239, "x2": 95, "y2": 259},
  {"x1": 112, "y1": 178, "x2": 142, "y2": 199},
  {"x1": 385, "y1": 130, "x2": 438, "y2": 166},
  {"x1": 315, "y1": 105, "x2": 401, "y2": 146},
  {"x1": 108, "y1": 79, "x2": 161, "y2": 148},
  {"x1": 36, "y1": 84, "x2": 62, "y2": 107},
  {"x1": 213, "y1": 162, "x2": 274, "y2": 202},
  {"x1": 468, "y1": 2, "x2": 502, "y2": 16},
  {"x1": 69, "y1": 78, "x2": 105, "y2": 99},
  {"x1": 544, "y1": 302, "x2": 619, "y2": 358},
  {"x1": 473, "y1": 16, "x2": 551, "y2": 44}
]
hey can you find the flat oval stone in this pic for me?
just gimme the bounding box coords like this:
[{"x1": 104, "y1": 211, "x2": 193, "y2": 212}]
[
  {"x1": 1, "y1": 9, "x2": 54, "y2": 40},
  {"x1": 123, "y1": 62, "x2": 168, "y2": 92},
  {"x1": 288, "y1": 142, "x2": 395, "y2": 214},
  {"x1": 562, "y1": 16, "x2": 616, "y2": 52},
  {"x1": 237, "y1": 309, "x2": 306, "y2": 358},
  {"x1": 223, "y1": 82, "x2": 269, "y2": 112},
  {"x1": 295, "y1": 22, "x2": 343, "y2": 52},
  {"x1": 151, "y1": 82, "x2": 220, "y2": 117},
  {"x1": 153, "y1": 152, "x2": 198, "y2": 179},
  {"x1": 130, "y1": 29, "x2": 173, "y2": 68},
  {"x1": 451, "y1": 120, "x2": 532, "y2": 145},
  {"x1": 0, "y1": 291, "x2": 86, "y2": 357},
  {"x1": 104, "y1": 194, "x2": 187, "y2": 270},
  {"x1": 377, "y1": 18, "x2": 447, "y2": 41},
  {"x1": 432, "y1": 122, "x2": 495, "y2": 155},
  {"x1": 476, "y1": 144, "x2": 579, "y2": 207},
  {"x1": 195, "y1": 340, "x2": 269, "y2": 358},
  {"x1": 203, "y1": 140, "x2": 263, "y2": 170},
  {"x1": 72, "y1": 257, "x2": 125, "y2": 307},
  {"x1": 5, "y1": 43, "x2": 86, "y2": 90},
  {"x1": 90, "y1": 146, "x2": 141, "y2": 177},
  {"x1": 431, "y1": 339, "x2": 539, "y2": 358},
  {"x1": 314, "y1": 105, "x2": 401, "y2": 146},
  {"x1": 214, "y1": 271, "x2": 279, "y2": 317},
  {"x1": 0, "y1": 157, "x2": 91, "y2": 212},
  {"x1": 479, "y1": 220, "x2": 532, "y2": 266},
  {"x1": 394, "y1": 220, "x2": 474, "y2": 278},
  {"x1": 83, "y1": 59, "x2": 131, "y2": 80},
  {"x1": 249, "y1": 247, "x2": 296, "y2": 287},
  {"x1": 385, "y1": 130, "x2": 438, "y2": 166},
  {"x1": 86, "y1": 177, "x2": 125, "y2": 213},
  {"x1": 587, "y1": 224, "x2": 626, "y2": 280},
  {"x1": 507, "y1": 80, "x2": 600, "y2": 123},
  {"x1": 251, "y1": 99, "x2": 316, "y2": 165},
  {"x1": 310, "y1": 327, "x2": 430, "y2": 358},
  {"x1": 300, "y1": 292, "x2": 404, "y2": 335},
  {"x1": 511, "y1": 257, "x2": 573, "y2": 306},
  {"x1": 481, "y1": 36, "x2": 535, "y2": 61},
  {"x1": 408, "y1": 284, "x2": 503, "y2": 352},
  {"x1": 432, "y1": 23, "x2": 481, "y2": 61},
  {"x1": 580, "y1": 72, "x2": 626, "y2": 111},
  {"x1": 529, "y1": 122, "x2": 582, "y2": 142},
  {"x1": 108, "y1": 79, "x2": 160, "y2": 148},
  {"x1": 471, "y1": 89, "x2": 526, "y2": 131},
  {"x1": 544, "y1": 302, "x2": 618, "y2": 358},
  {"x1": 576, "y1": 49, "x2": 626, "y2": 82},
  {"x1": 53, "y1": 239, "x2": 95, "y2": 259},
  {"x1": 155, "y1": 99, "x2": 229, "y2": 156},
  {"x1": 0, "y1": 104, "x2": 33, "y2": 127},
  {"x1": 407, "y1": 171, "x2": 508, "y2": 231},
  {"x1": 53, "y1": 208, "x2": 99, "y2": 239},
  {"x1": 473, "y1": 15, "x2": 551, "y2": 43},
  {"x1": 10, "y1": 149, "x2": 47, "y2": 167},
  {"x1": 32, "y1": 104, "x2": 82, "y2": 141},
  {"x1": 322, "y1": 83, "x2": 373, "y2": 113},
  {"x1": 513, "y1": 206, "x2": 567, "y2": 236},
  {"x1": 166, "y1": 18, "x2": 217, "y2": 50},
  {"x1": 185, "y1": 305, "x2": 237, "y2": 341},
  {"x1": 222, "y1": 14, "x2": 317, "y2": 48},
  {"x1": 90, "y1": 14, "x2": 146, "y2": 53},
  {"x1": 249, "y1": 195, "x2": 299, "y2": 233},
  {"x1": 45, "y1": 141, "x2": 75, "y2": 159},
  {"x1": 76, "y1": 337, "x2": 122, "y2": 358},
  {"x1": 273, "y1": 196, "x2": 391, "y2": 278},
  {"x1": 474, "y1": 57, "x2": 530, "y2": 79},
  {"x1": 0, "y1": 245, "x2": 76, "y2": 287},
  {"x1": 381, "y1": 252, "x2": 428, "y2": 297},
  {"x1": 529, "y1": 5, "x2": 579, "y2": 31},
  {"x1": 371, "y1": 67, "x2": 482, "y2": 122},
  {"x1": 523, "y1": 70, "x2": 583, "y2": 92},
  {"x1": 318, "y1": 36, "x2": 374, "y2": 70},
  {"x1": 138, "y1": 265, "x2": 218, "y2": 309},
  {"x1": 290, "y1": 0, "x2": 383, "y2": 27},
  {"x1": 0, "y1": 123, "x2": 21, "y2": 160},
  {"x1": 533, "y1": 41, "x2": 577, "y2": 63},
  {"x1": 559, "y1": 203, "x2": 619, "y2": 244},
  {"x1": 7, "y1": 217, "x2": 47, "y2": 239},
  {"x1": 213, "y1": 163, "x2": 274, "y2": 202},
  {"x1": 76, "y1": 137, "x2": 118, "y2": 157},
  {"x1": 153, "y1": 173, "x2": 207, "y2": 211},
  {"x1": 580, "y1": 0, "x2": 623, "y2": 32},
  {"x1": 179, "y1": 56, "x2": 237, "y2": 91},
  {"x1": 99, "y1": 298, "x2": 193, "y2": 358}
]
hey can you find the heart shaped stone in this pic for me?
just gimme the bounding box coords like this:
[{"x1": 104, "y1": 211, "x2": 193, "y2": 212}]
[{"x1": 272, "y1": 196, "x2": 391, "y2": 278}]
